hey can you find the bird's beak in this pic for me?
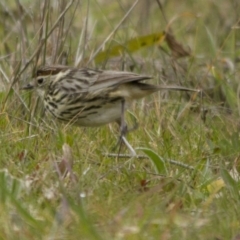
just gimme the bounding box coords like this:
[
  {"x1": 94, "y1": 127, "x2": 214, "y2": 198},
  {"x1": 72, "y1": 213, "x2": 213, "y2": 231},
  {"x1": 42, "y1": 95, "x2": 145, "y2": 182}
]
[{"x1": 21, "y1": 83, "x2": 34, "y2": 90}]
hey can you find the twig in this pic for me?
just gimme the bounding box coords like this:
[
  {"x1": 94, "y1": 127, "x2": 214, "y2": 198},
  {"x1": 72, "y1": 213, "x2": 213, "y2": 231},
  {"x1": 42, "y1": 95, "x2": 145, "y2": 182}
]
[
  {"x1": 155, "y1": 0, "x2": 168, "y2": 24},
  {"x1": 104, "y1": 153, "x2": 194, "y2": 170},
  {"x1": 87, "y1": 0, "x2": 139, "y2": 64}
]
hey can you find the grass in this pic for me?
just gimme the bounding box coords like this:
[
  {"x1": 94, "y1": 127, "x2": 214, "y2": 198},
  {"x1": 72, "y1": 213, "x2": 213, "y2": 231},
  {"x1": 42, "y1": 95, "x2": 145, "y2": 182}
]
[{"x1": 1, "y1": 0, "x2": 240, "y2": 239}]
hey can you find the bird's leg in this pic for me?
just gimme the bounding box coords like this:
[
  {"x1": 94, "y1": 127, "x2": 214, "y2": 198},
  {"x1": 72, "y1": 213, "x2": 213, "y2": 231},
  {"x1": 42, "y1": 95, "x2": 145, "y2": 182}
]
[
  {"x1": 126, "y1": 114, "x2": 139, "y2": 133},
  {"x1": 117, "y1": 100, "x2": 136, "y2": 156},
  {"x1": 119, "y1": 99, "x2": 128, "y2": 137}
]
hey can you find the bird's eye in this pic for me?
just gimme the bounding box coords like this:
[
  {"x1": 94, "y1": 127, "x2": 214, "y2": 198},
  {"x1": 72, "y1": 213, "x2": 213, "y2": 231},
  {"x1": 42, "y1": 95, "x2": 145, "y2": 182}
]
[{"x1": 37, "y1": 78, "x2": 44, "y2": 85}]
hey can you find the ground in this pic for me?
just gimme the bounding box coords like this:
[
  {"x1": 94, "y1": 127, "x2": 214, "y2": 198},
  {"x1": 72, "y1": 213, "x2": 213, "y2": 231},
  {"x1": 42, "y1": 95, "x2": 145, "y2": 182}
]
[{"x1": 0, "y1": 0, "x2": 240, "y2": 239}]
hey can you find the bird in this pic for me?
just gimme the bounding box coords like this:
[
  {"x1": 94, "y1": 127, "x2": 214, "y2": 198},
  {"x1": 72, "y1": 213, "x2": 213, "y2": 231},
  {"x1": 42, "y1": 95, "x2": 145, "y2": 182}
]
[{"x1": 22, "y1": 65, "x2": 197, "y2": 155}]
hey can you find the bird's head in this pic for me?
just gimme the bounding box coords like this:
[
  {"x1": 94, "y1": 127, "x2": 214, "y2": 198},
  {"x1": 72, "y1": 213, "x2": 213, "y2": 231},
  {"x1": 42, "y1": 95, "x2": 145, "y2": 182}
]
[
  {"x1": 21, "y1": 75, "x2": 53, "y2": 98},
  {"x1": 22, "y1": 66, "x2": 72, "y2": 97}
]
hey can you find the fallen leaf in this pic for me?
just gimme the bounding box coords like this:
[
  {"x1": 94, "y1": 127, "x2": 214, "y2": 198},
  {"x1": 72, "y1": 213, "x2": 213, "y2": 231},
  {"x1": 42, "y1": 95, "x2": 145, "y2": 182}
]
[{"x1": 164, "y1": 31, "x2": 191, "y2": 58}]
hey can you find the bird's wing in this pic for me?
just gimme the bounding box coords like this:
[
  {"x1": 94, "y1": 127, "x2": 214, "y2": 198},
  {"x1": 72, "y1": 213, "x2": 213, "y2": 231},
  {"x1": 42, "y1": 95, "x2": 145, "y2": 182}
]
[
  {"x1": 89, "y1": 69, "x2": 151, "y2": 91},
  {"x1": 66, "y1": 68, "x2": 151, "y2": 92}
]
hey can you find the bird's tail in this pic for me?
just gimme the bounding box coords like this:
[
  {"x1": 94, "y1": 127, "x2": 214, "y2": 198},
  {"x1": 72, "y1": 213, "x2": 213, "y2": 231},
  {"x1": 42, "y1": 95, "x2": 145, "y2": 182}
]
[{"x1": 136, "y1": 82, "x2": 200, "y2": 94}]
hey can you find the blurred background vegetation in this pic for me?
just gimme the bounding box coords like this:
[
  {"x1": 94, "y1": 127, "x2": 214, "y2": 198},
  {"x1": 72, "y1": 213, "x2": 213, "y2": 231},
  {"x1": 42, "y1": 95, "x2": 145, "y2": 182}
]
[{"x1": 1, "y1": 0, "x2": 240, "y2": 239}]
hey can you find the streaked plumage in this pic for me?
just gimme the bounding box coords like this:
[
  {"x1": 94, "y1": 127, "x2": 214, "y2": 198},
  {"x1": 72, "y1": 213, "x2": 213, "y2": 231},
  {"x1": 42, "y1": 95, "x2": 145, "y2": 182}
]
[
  {"x1": 22, "y1": 65, "x2": 197, "y2": 154},
  {"x1": 24, "y1": 65, "x2": 194, "y2": 127}
]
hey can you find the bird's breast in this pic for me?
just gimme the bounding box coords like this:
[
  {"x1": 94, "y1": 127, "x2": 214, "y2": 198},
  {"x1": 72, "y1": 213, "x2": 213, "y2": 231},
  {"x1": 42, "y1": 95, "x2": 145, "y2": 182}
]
[{"x1": 44, "y1": 94, "x2": 127, "y2": 127}]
